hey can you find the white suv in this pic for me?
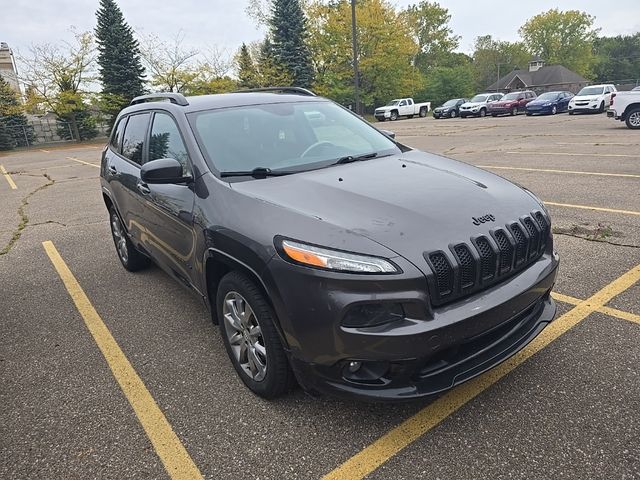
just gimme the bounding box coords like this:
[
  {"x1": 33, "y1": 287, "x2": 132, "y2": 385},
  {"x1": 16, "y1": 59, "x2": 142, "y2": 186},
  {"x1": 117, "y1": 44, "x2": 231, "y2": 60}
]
[
  {"x1": 568, "y1": 84, "x2": 617, "y2": 114},
  {"x1": 459, "y1": 93, "x2": 504, "y2": 118}
]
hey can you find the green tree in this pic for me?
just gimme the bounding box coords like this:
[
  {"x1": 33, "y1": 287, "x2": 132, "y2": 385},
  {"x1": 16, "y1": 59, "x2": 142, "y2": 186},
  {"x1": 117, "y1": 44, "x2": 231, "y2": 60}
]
[
  {"x1": 592, "y1": 33, "x2": 640, "y2": 83},
  {"x1": 422, "y1": 65, "x2": 475, "y2": 107},
  {"x1": 95, "y1": 0, "x2": 146, "y2": 118},
  {"x1": 236, "y1": 43, "x2": 259, "y2": 89},
  {"x1": 308, "y1": 0, "x2": 423, "y2": 109},
  {"x1": 256, "y1": 37, "x2": 292, "y2": 87},
  {"x1": 18, "y1": 31, "x2": 96, "y2": 141},
  {"x1": 402, "y1": 1, "x2": 460, "y2": 72},
  {"x1": 269, "y1": 0, "x2": 314, "y2": 88},
  {"x1": 519, "y1": 9, "x2": 598, "y2": 77},
  {"x1": 472, "y1": 35, "x2": 531, "y2": 90},
  {"x1": 0, "y1": 75, "x2": 35, "y2": 148}
]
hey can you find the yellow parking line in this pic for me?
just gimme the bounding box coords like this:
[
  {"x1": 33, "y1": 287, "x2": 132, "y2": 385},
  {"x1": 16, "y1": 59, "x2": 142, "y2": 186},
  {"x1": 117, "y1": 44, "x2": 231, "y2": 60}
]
[
  {"x1": 66, "y1": 156, "x2": 100, "y2": 168},
  {"x1": 543, "y1": 201, "x2": 640, "y2": 217},
  {"x1": 322, "y1": 263, "x2": 640, "y2": 480},
  {"x1": 42, "y1": 241, "x2": 203, "y2": 480},
  {"x1": 478, "y1": 165, "x2": 640, "y2": 179},
  {"x1": 507, "y1": 151, "x2": 639, "y2": 158},
  {"x1": 552, "y1": 292, "x2": 640, "y2": 325},
  {"x1": 1, "y1": 164, "x2": 17, "y2": 189}
]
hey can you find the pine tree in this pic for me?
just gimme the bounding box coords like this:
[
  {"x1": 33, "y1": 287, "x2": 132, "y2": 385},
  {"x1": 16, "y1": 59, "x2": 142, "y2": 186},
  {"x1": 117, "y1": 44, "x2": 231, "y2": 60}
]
[
  {"x1": 0, "y1": 75, "x2": 34, "y2": 148},
  {"x1": 95, "y1": 0, "x2": 145, "y2": 116},
  {"x1": 257, "y1": 37, "x2": 292, "y2": 87},
  {"x1": 237, "y1": 43, "x2": 259, "y2": 89},
  {"x1": 269, "y1": 0, "x2": 314, "y2": 88}
]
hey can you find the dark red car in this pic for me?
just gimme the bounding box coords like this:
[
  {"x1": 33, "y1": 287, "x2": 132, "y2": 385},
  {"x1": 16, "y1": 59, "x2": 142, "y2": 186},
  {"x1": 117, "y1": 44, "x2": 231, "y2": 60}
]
[{"x1": 488, "y1": 91, "x2": 537, "y2": 116}]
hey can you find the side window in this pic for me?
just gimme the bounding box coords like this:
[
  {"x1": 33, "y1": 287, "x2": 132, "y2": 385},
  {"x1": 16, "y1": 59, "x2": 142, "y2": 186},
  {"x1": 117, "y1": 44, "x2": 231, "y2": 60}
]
[
  {"x1": 407, "y1": 99, "x2": 413, "y2": 105},
  {"x1": 110, "y1": 117, "x2": 127, "y2": 152},
  {"x1": 121, "y1": 113, "x2": 150, "y2": 165},
  {"x1": 399, "y1": 100, "x2": 406, "y2": 106},
  {"x1": 149, "y1": 112, "x2": 190, "y2": 174}
]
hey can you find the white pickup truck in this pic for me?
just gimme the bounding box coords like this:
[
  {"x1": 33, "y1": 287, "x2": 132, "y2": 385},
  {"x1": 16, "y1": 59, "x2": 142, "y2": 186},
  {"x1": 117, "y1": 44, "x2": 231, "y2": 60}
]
[
  {"x1": 607, "y1": 90, "x2": 640, "y2": 129},
  {"x1": 374, "y1": 98, "x2": 431, "y2": 121}
]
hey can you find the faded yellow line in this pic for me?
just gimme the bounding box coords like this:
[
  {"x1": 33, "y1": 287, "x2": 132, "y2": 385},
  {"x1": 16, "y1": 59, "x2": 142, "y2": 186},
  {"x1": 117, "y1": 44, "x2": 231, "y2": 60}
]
[
  {"x1": 507, "y1": 151, "x2": 639, "y2": 158},
  {"x1": 552, "y1": 292, "x2": 640, "y2": 325},
  {"x1": 322, "y1": 264, "x2": 640, "y2": 480},
  {"x1": 42, "y1": 241, "x2": 203, "y2": 480},
  {"x1": 66, "y1": 156, "x2": 100, "y2": 168},
  {"x1": 478, "y1": 165, "x2": 640, "y2": 179},
  {"x1": 544, "y1": 201, "x2": 640, "y2": 217},
  {"x1": 1, "y1": 164, "x2": 17, "y2": 189}
]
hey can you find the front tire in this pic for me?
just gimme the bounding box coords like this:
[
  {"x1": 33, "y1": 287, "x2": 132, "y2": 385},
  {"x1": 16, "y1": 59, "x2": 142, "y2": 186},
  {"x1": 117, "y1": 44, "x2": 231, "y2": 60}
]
[
  {"x1": 217, "y1": 271, "x2": 294, "y2": 398},
  {"x1": 109, "y1": 207, "x2": 150, "y2": 272},
  {"x1": 479, "y1": 108, "x2": 486, "y2": 117},
  {"x1": 511, "y1": 107, "x2": 518, "y2": 116},
  {"x1": 598, "y1": 101, "x2": 605, "y2": 113},
  {"x1": 626, "y1": 107, "x2": 640, "y2": 129},
  {"x1": 450, "y1": 110, "x2": 457, "y2": 118},
  {"x1": 390, "y1": 110, "x2": 398, "y2": 121},
  {"x1": 551, "y1": 106, "x2": 557, "y2": 115}
]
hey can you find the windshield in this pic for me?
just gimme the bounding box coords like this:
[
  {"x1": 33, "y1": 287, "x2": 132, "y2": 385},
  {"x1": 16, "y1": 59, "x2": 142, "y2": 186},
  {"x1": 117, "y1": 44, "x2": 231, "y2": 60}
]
[
  {"x1": 188, "y1": 101, "x2": 400, "y2": 174},
  {"x1": 537, "y1": 92, "x2": 560, "y2": 101},
  {"x1": 470, "y1": 95, "x2": 488, "y2": 103},
  {"x1": 386, "y1": 100, "x2": 400, "y2": 106},
  {"x1": 442, "y1": 99, "x2": 458, "y2": 107},
  {"x1": 502, "y1": 93, "x2": 520, "y2": 100},
  {"x1": 578, "y1": 86, "x2": 604, "y2": 96}
]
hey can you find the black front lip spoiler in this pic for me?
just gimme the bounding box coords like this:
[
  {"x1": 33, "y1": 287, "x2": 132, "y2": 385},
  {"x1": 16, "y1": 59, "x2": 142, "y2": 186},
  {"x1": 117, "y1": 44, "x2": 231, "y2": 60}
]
[{"x1": 291, "y1": 293, "x2": 557, "y2": 402}]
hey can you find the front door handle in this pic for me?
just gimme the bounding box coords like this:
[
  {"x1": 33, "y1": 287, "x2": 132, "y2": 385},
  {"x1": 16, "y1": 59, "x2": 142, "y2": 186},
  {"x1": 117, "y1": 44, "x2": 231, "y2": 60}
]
[
  {"x1": 137, "y1": 182, "x2": 150, "y2": 195},
  {"x1": 108, "y1": 165, "x2": 118, "y2": 175}
]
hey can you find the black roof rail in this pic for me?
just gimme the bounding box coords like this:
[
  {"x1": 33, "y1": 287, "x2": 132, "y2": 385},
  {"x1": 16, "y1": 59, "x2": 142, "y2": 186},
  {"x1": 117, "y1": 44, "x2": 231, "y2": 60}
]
[
  {"x1": 233, "y1": 87, "x2": 316, "y2": 97},
  {"x1": 130, "y1": 93, "x2": 189, "y2": 106}
]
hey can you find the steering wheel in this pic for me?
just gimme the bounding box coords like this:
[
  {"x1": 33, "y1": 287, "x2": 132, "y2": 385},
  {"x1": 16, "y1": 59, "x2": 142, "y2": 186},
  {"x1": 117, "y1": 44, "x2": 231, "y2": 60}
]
[{"x1": 300, "y1": 141, "x2": 336, "y2": 158}]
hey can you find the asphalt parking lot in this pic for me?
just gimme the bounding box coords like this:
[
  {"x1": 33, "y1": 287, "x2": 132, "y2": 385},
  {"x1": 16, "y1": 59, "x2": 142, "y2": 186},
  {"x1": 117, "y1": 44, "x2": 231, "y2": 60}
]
[{"x1": 1, "y1": 112, "x2": 639, "y2": 479}]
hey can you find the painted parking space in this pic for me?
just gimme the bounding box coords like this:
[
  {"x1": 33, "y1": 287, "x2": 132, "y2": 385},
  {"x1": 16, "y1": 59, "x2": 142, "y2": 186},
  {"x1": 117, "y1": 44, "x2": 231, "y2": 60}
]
[{"x1": 1, "y1": 113, "x2": 639, "y2": 479}]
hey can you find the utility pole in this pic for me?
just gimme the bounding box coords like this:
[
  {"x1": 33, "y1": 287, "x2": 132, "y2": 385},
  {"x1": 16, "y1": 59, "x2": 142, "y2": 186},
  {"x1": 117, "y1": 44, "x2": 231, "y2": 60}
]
[{"x1": 351, "y1": 0, "x2": 360, "y2": 115}]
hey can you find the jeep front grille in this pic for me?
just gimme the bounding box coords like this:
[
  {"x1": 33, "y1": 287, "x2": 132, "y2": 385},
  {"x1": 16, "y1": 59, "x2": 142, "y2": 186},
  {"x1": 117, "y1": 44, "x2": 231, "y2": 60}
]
[{"x1": 424, "y1": 210, "x2": 550, "y2": 306}]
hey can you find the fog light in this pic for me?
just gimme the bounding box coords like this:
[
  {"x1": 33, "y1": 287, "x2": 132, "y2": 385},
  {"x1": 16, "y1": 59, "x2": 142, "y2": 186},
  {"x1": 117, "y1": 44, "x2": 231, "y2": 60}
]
[{"x1": 348, "y1": 361, "x2": 362, "y2": 373}]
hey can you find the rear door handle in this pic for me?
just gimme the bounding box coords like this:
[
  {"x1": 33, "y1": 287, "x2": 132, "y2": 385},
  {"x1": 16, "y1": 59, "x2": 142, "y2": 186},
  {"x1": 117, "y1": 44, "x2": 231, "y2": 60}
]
[
  {"x1": 136, "y1": 182, "x2": 151, "y2": 195},
  {"x1": 108, "y1": 165, "x2": 118, "y2": 175}
]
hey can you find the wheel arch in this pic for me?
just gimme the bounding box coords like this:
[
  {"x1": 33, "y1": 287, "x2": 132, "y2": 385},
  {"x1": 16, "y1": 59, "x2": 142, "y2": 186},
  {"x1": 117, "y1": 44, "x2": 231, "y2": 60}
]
[
  {"x1": 204, "y1": 249, "x2": 289, "y2": 348},
  {"x1": 622, "y1": 102, "x2": 640, "y2": 119}
]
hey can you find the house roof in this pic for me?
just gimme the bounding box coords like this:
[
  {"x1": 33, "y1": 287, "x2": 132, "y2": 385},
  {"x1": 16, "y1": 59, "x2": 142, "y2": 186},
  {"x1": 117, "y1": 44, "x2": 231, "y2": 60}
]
[{"x1": 487, "y1": 65, "x2": 588, "y2": 91}]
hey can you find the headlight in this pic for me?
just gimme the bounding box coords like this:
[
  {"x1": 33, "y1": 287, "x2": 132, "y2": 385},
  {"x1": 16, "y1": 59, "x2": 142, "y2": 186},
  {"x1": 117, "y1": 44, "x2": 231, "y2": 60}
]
[
  {"x1": 280, "y1": 239, "x2": 398, "y2": 273},
  {"x1": 544, "y1": 103, "x2": 552, "y2": 106}
]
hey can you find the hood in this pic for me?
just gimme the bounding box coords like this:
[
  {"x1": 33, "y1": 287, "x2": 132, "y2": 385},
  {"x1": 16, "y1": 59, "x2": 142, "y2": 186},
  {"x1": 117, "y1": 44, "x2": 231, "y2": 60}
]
[
  {"x1": 230, "y1": 151, "x2": 543, "y2": 271},
  {"x1": 461, "y1": 101, "x2": 484, "y2": 108},
  {"x1": 528, "y1": 98, "x2": 556, "y2": 106},
  {"x1": 492, "y1": 99, "x2": 519, "y2": 107},
  {"x1": 572, "y1": 94, "x2": 602, "y2": 101},
  {"x1": 375, "y1": 106, "x2": 395, "y2": 112}
]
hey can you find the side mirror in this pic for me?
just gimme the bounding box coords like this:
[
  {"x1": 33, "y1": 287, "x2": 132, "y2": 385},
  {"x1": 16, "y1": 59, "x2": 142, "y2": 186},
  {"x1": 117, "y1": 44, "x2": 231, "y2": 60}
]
[
  {"x1": 140, "y1": 158, "x2": 190, "y2": 184},
  {"x1": 380, "y1": 129, "x2": 396, "y2": 139}
]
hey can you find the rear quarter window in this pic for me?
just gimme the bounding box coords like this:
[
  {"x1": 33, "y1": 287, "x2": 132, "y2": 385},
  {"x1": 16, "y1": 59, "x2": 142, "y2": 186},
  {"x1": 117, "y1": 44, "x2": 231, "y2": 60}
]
[{"x1": 110, "y1": 117, "x2": 127, "y2": 152}]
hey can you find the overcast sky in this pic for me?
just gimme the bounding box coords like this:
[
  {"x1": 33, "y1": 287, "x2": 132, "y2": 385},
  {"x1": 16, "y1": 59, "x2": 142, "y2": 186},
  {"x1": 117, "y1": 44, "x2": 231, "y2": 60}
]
[{"x1": 2, "y1": 0, "x2": 639, "y2": 65}]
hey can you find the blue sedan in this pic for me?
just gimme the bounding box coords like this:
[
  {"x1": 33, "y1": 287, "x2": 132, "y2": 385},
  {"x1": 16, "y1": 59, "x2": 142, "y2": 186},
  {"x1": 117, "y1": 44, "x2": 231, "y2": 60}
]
[{"x1": 525, "y1": 91, "x2": 574, "y2": 115}]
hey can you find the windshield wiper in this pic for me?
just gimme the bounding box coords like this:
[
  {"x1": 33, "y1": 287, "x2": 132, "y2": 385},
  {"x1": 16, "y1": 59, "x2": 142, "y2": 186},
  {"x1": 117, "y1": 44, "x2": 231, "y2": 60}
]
[
  {"x1": 333, "y1": 152, "x2": 379, "y2": 165},
  {"x1": 220, "y1": 167, "x2": 296, "y2": 178}
]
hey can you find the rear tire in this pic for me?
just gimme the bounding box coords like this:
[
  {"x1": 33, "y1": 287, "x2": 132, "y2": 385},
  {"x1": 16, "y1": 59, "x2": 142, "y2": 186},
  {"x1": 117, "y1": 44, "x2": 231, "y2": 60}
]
[
  {"x1": 217, "y1": 271, "x2": 294, "y2": 398},
  {"x1": 109, "y1": 207, "x2": 150, "y2": 272},
  {"x1": 625, "y1": 107, "x2": 640, "y2": 129},
  {"x1": 419, "y1": 107, "x2": 427, "y2": 117}
]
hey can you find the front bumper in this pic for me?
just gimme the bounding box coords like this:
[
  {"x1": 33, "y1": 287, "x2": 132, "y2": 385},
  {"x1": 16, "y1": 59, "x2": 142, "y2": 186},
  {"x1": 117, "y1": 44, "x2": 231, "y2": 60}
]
[
  {"x1": 374, "y1": 111, "x2": 391, "y2": 120},
  {"x1": 488, "y1": 106, "x2": 517, "y2": 115},
  {"x1": 526, "y1": 105, "x2": 552, "y2": 115},
  {"x1": 265, "y1": 249, "x2": 559, "y2": 401},
  {"x1": 569, "y1": 102, "x2": 601, "y2": 112}
]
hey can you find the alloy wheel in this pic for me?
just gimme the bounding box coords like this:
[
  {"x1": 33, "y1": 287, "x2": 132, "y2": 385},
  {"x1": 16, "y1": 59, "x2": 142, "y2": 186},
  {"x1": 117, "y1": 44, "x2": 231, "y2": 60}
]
[
  {"x1": 110, "y1": 212, "x2": 128, "y2": 264},
  {"x1": 223, "y1": 291, "x2": 267, "y2": 382},
  {"x1": 629, "y1": 111, "x2": 640, "y2": 128}
]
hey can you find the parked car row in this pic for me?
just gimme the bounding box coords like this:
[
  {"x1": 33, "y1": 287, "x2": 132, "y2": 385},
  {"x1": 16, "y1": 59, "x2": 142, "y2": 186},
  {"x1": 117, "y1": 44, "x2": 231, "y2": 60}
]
[{"x1": 431, "y1": 84, "x2": 621, "y2": 120}]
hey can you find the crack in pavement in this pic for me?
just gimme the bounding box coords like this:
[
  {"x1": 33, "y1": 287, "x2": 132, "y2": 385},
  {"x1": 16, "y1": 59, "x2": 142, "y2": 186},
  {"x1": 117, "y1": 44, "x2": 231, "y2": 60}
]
[
  {"x1": 553, "y1": 232, "x2": 640, "y2": 249},
  {"x1": 0, "y1": 173, "x2": 55, "y2": 256}
]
